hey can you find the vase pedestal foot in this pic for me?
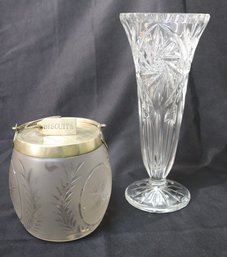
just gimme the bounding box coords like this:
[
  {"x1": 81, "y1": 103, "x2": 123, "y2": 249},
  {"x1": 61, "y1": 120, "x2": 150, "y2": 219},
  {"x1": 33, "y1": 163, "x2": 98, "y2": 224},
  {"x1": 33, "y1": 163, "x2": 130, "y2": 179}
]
[{"x1": 125, "y1": 178, "x2": 190, "y2": 213}]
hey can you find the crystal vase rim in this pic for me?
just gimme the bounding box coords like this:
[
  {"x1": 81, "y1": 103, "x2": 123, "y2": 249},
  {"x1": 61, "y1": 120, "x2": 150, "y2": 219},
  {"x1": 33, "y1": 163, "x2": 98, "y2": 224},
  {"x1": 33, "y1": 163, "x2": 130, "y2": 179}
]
[
  {"x1": 119, "y1": 12, "x2": 210, "y2": 15},
  {"x1": 120, "y1": 13, "x2": 210, "y2": 23}
]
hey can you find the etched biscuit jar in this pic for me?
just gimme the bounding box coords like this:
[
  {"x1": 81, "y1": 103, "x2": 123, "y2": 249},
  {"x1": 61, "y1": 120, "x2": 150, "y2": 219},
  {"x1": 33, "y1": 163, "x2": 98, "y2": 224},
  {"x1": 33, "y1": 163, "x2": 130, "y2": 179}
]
[{"x1": 9, "y1": 117, "x2": 112, "y2": 242}]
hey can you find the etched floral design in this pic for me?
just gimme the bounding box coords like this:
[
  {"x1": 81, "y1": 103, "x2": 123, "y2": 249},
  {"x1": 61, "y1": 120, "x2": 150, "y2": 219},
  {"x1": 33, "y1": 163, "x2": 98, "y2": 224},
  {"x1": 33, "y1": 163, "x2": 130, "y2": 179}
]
[
  {"x1": 79, "y1": 163, "x2": 111, "y2": 226},
  {"x1": 53, "y1": 162, "x2": 84, "y2": 233},
  {"x1": 19, "y1": 161, "x2": 42, "y2": 232},
  {"x1": 9, "y1": 161, "x2": 22, "y2": 220}
]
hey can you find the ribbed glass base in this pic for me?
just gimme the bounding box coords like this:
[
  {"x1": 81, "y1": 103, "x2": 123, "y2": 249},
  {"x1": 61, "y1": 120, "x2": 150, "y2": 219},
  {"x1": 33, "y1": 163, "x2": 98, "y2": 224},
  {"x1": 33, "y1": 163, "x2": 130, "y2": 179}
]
[{"x1": 125, "y1": 178, "x2": 190, "y2": 213}]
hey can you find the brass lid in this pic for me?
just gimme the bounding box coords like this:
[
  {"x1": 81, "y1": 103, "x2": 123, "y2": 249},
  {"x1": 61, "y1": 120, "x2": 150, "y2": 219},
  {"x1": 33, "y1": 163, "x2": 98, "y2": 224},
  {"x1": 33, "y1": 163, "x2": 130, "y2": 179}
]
[{"x1": 13, "y1": 117, "x2": 106, "y2": 158}]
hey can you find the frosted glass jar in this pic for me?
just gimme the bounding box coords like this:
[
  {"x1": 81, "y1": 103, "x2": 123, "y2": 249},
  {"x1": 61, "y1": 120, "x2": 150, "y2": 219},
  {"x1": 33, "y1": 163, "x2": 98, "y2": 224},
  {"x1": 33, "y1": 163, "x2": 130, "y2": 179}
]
[{"x1": 9, "y1": 117, "x2": 112, "y2": 242}]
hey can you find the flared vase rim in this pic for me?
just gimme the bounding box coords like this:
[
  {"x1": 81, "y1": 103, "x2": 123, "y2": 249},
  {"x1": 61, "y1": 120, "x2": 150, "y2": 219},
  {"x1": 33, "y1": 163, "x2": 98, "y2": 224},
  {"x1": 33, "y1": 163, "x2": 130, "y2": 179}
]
[
  {"x1": 120, "y1": 12, "x2": 210, "y2": 15},
  {"x1": 120, "y1": 13, "x2": 210, "y2": 23}
]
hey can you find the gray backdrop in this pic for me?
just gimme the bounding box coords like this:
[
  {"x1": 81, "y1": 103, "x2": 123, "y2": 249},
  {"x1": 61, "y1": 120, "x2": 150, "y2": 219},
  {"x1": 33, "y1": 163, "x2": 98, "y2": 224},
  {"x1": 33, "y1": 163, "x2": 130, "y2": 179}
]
[{"x1": 0, "y1": 0, "x2": 227, "y2": 256}]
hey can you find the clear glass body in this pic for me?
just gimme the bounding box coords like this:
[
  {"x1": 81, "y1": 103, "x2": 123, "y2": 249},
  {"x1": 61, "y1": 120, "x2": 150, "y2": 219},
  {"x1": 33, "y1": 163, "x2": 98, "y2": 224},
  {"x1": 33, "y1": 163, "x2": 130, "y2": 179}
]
[{"x1": 120, "y1": 13, "x2": 210, "y2": 213}]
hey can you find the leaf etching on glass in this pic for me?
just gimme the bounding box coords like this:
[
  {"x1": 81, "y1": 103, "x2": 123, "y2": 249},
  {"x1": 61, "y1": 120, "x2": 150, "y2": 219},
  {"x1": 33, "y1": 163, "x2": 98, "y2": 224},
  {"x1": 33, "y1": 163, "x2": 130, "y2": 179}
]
[
  {"x1": 53, "y1": 162, "x2": 84, "y2": 232},
  {"x1": 9, "y1": 160, "x2": 22, "y2": 220},
  {"x1": 19, "y1": 161, "x2": 42, "y2": 233}
]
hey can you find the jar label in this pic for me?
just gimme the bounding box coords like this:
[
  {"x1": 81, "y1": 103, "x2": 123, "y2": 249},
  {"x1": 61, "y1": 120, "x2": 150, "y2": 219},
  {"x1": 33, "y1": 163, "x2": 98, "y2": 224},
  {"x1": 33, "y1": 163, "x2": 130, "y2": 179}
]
[{"x1": 38, "y1": 117, "x2": 77, "y2": 136}]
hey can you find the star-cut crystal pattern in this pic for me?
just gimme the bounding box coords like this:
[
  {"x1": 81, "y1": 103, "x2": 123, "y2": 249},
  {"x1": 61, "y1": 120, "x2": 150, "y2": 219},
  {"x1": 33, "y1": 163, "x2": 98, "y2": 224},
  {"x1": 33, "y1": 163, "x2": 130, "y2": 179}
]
[{"x1": 120, "y1": 13, "x2": 210, "y2": 213}]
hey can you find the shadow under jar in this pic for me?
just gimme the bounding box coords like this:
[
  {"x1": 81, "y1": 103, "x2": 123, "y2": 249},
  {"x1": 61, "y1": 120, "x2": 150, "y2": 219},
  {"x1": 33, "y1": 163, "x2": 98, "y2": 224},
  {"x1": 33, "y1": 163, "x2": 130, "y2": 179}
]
[{"x1": 9, "y1": 117, "x2": 112, "y2": 241}]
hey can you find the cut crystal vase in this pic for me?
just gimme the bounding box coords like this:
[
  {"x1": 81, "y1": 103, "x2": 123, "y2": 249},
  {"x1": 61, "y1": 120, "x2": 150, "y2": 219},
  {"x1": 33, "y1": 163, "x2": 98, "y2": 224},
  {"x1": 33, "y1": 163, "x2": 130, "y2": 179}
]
[{"x1": 120, "y1": 13, "x2": 210, "y2": 213}]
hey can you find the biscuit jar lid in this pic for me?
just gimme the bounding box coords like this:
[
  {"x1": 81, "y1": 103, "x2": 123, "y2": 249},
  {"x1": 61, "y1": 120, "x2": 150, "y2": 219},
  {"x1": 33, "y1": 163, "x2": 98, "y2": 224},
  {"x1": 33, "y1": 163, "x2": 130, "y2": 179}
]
[{"x1": 13, "y1": 117, "x2": 106, "y2": 158}]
